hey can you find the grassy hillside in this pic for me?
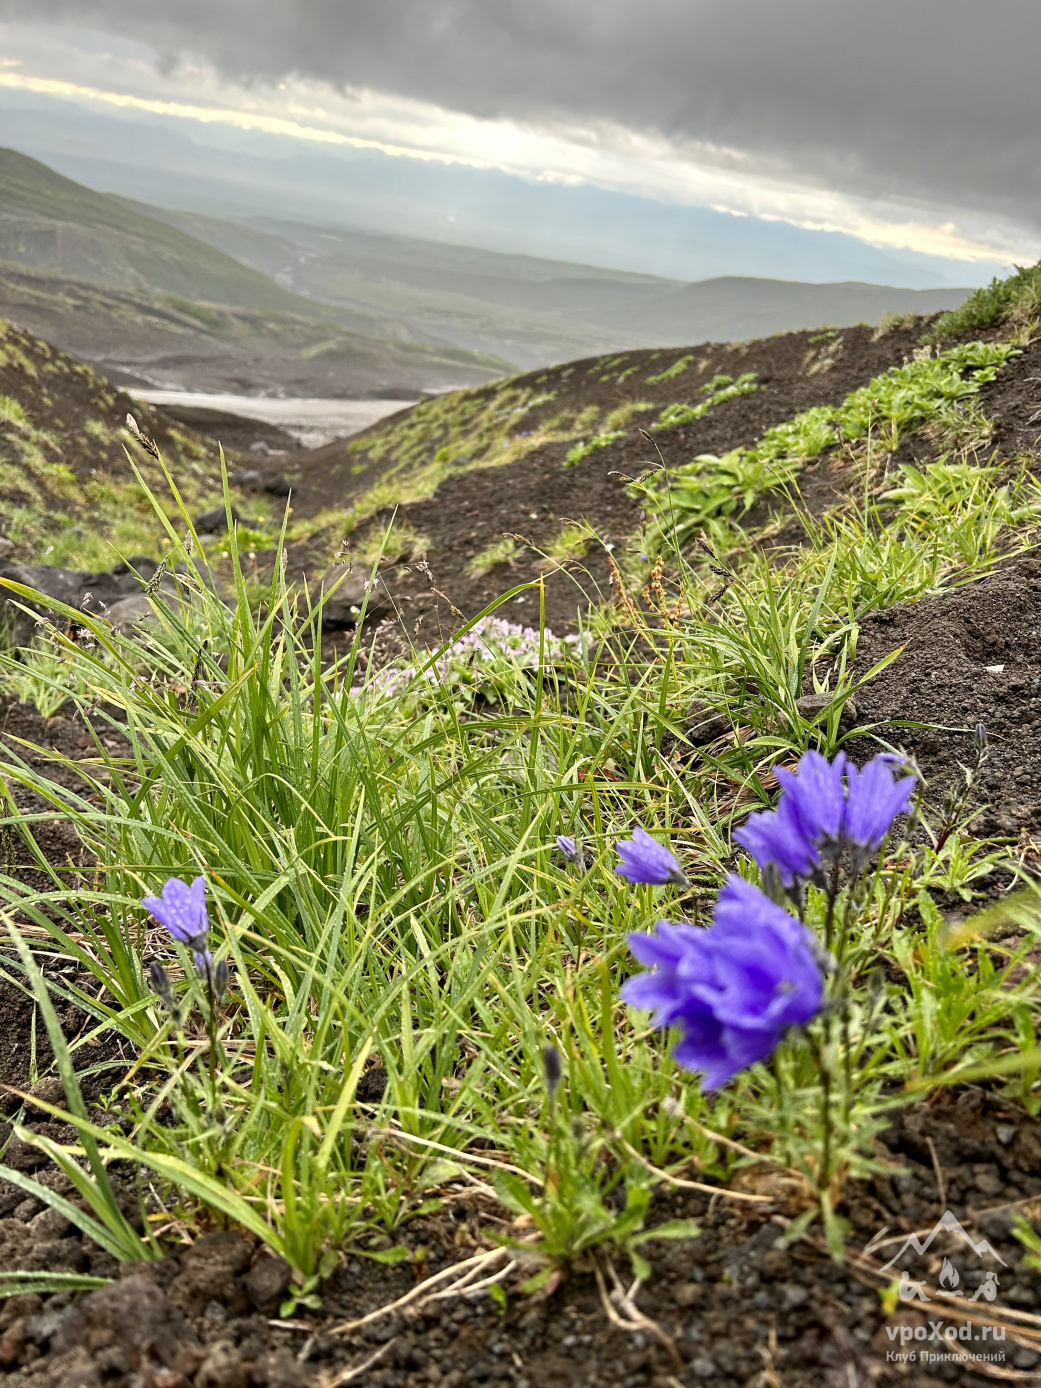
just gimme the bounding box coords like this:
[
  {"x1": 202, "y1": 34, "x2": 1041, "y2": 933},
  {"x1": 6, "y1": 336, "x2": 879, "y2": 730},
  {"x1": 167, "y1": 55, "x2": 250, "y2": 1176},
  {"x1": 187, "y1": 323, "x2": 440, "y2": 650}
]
[
  {"x1": 267, "y1": 280, "x2": 1041, "y2": 647},
  {"x1": 0, "y1": 315, "x2": 263, "y2": 571},
  {"x1": 0, "y1": 148, "x2": 339, "y2": 316},
  {"x1": 2, "y1": 269, "x2": 1041, "y2": 1387}
]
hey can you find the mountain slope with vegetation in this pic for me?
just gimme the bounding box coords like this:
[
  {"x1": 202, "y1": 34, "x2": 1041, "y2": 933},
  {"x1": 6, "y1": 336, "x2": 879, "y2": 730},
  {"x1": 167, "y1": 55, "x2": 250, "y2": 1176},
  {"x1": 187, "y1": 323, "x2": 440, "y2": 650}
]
[
  {"x1": 0, "y1": 148, "x2": 334, "y2": 316},
  {"x1": 2, "y1": 267, "x2": 1041, "y2": 1388},
  {"x1": 0, "y1": 261, "x2": 510, "y2": 398},
  {"x1": 0, "y1": 315, "x2": 257, "y2": 571},
  {"x1": 281, "y1": 315, "x2": 1008, "y2": 627}
]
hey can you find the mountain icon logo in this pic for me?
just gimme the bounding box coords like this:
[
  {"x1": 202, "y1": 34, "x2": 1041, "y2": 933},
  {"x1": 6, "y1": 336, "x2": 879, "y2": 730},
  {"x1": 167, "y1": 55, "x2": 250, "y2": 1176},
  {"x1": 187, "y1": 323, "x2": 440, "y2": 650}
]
[{"x1": 867, "y1": 1210, "x2": 1008, "y2": 1274}]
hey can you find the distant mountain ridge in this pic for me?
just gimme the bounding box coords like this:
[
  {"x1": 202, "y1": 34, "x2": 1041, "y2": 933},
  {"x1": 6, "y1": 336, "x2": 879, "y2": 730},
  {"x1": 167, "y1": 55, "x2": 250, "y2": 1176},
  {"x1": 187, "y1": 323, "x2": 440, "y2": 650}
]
[
  {"x1": 0, "y1": 149, "x2": 510, "y2": 394},
  {"x1": 118, "y1": 203, "x2": 974, "y2": 363},
  {"x1": 0, "y1": 146, "x2": 974, "y2": 384},
  {"x1": 0, "y1": 148, "x2": 333, "y2": 318}
]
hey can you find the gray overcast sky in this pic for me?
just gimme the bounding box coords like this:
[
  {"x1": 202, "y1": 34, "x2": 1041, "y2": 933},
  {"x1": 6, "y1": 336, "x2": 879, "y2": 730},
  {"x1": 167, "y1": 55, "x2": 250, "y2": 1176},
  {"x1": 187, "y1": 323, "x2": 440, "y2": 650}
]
[{"x1": 1, "y1": 1, "x2": 1038, "y2": 278}]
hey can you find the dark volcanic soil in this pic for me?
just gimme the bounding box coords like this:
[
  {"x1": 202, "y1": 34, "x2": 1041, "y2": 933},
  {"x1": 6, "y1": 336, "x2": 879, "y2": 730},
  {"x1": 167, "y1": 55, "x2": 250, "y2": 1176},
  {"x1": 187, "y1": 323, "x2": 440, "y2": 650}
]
[
  {"x1": 0, "y1": 695, "x2": 104, "y2": 892},
  {"x1": 283, "y1": 322, "x2": 935, "y2": 637},
  {"x1": 0, "y1": 1024, "x2": 1039, "y2": 1388},
  {"x1": 848, "y1": 554, "x2": 1041, "y2": 843},
  {"x1": 284, "y1": 319, "x2": 1040, "y2": 643}
]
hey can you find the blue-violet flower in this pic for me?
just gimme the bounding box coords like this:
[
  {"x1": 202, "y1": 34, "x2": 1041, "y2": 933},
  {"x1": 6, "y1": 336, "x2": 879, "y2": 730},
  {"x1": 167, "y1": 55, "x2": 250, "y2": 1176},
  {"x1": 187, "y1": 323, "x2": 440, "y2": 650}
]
[
  {"x1": 142, "y1": 876, "x2": 212, "y2": 979},
  {"x1": 735, "y1": 750, "x2": 915, "y2": 885},
  {"x1": 615, "y1": 826, "x2": 688, "y2": 887},
  {"x1": 622, "y1": 875, "x2": 823, "y2": 1088},
  {"x1": 556, "y1": 835, "x2": 585, "y2": 869}
]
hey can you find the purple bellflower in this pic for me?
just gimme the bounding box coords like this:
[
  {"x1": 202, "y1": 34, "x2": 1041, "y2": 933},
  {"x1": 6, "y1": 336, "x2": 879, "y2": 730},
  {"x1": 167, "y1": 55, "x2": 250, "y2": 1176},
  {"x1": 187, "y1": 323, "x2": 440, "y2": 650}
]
[
  {"x1": 556, "y1": 835, "x2": 585, "y2": 869},
  {"x1": 735, "y1": 750, "x2": 915, "y2": 886},
  {"x1": 731, "y1": 791, "x2": 820, "y2": 888},
  {"x1": 142, "y1": 876, "x2": 212, "y2": 979},
  {"x1": 622, "y1": 875, "x2": 823, "y2": 1088},
  {"x1": 843, "y1": 757, "x2": 917, "y2": 855},
  {"x1": 615, "y1": 826, "x2": 689, "y2": 888}
]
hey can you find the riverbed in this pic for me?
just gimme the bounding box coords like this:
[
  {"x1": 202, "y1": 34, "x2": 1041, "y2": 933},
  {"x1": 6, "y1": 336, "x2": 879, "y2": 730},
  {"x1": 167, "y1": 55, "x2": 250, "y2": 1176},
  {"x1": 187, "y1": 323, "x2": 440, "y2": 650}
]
[{"x1": 129, "y1": 390, "x2": 415, "y2": 449}]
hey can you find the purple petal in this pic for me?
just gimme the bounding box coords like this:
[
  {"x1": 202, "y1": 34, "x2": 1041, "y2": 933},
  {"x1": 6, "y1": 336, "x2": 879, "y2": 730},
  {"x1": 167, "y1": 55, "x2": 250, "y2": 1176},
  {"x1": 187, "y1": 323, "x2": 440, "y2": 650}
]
[
  {"x1": 776, "y1": 749, "x2": 847, "y2": 844},
  {"x1": 844, "y1": 757, "x2": 916, "y2": 851},
  {"x1": 623, "y1": 876, "x2": 823, "y2": 1089},
  {"x1": 734, "y1": 798, "x2": 819, "y2": 886},
  {"x1": 143, "y1": 875, "x2": 208, "y2": 947},
  {"x1": 615, "y1": 826, "x2": 688, "y2": 886}
]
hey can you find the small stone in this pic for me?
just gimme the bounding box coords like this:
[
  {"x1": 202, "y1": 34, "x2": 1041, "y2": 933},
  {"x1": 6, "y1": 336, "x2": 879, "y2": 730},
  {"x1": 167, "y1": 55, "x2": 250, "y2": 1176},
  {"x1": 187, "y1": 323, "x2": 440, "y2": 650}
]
[
  {"x1": 978, "y1": 1207, "x2": 1012, "y2": 1240},
  {"x1": 244, "y1": 1256, "x2": 292, "y2": 1316},
  {"x1": 996, "y1": 1123, "x2": 1017, "y2": 1145},
  {"x1": 795, "y1": 692, "x2": 858, "y2": 724},
  {"x1": 194, "y1": 505, "x2": 245, "y2": 535},
  {"x1": 108, "y1": 556, "x2": 160, "y2": 579},
  {"x1": 104, "y1": 593, "x2": 166, "y2": 634},
  {"x1": 319, "y1": 565, "x2": 390, "y2": 626},
  {"x1": 684, "y1": 701, "x2": 731, "y2": 745},
  {"x1": 673, "y1": 1282, "x2": 704, "y2": 1307},
  {"x1": 761, "y1": 1249, "x2": 790, "y2": 1279},
  {"x1": 689, "y1": 1357, "x2": 716, "y2": 1378},
  {"x1": 195, "y1": 1339, "x2": 248, "y2": 1388},
  {"x1": 0, "y1": 538, "x2": 14, "y2": 559},
  {"x1": 0, "y1": 1318, "x2": 27, "y2": 1366},
  {"x1": 973, "y1": 1165, "x2": 1003, "y2": 1196},
  {"x1": 5, "y1": 1137, "x2": 48, "y2": 1173},
  {"x1": 0, "y1": 1294, "x2": 41, "y2": 1331},
  {"x1": 780, "y1": 1281, "x2": 809, "y2": 1308},
  {"x1": 28, "y1": 1205, "x2": 71, "y2": 1242},
  {"x1": 28, "y1": 1077, "x2": 67, "y2": 1111}
]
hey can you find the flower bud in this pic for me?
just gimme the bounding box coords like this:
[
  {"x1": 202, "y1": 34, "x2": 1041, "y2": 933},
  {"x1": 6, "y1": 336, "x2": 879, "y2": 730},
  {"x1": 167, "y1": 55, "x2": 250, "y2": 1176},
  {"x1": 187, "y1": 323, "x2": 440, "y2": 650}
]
[
  {"x1": 556, "y1": 835, "x2": 585, "y2": 870},
  {"x1": 542, "y1": 1044, "x2": 562, "y2": 1104},
  {"x1": 148, "y1": 960, "x2": 174, "y2": 1007}
]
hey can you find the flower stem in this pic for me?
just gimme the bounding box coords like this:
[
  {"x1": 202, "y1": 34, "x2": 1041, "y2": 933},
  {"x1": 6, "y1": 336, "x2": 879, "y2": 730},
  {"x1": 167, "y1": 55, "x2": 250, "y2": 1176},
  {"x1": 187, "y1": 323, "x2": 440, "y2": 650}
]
[
  {"x1": 819, "y1": 1046, "x2": 832, "y2": 1196},
  {"x1": 204, "y1": 961, "x2": 218, "y2": 1109},
  {"x1": 772, "y1": 1051, "x2": 789, "y2": 1168}
]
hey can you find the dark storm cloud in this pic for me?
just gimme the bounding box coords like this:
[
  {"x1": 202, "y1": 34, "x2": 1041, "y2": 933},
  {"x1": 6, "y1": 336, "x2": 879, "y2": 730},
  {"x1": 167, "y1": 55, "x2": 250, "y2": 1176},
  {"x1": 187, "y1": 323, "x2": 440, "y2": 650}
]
[{"x1": 5, "y1": 0, "x2": 1041, "y2": 231}]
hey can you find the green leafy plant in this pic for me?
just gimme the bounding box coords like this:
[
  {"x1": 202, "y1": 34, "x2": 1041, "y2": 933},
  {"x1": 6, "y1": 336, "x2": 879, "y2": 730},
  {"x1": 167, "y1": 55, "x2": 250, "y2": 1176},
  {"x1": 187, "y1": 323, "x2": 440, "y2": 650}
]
[
  {"x1": 651, "y1": 372, "x2": 758, "y2": 430},
  {"x1": 928, "y1": 262, "x2": 1041, "y2": 340},
  {"x1": 466, "y1": 535, "x2": 521, "y2": 576},
  {"x1": 564, "y1": 430, "x2": 625, "y2": 467},
  {"x1": 645, "y1": 354, "x2": 694, "y2": 385}
]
